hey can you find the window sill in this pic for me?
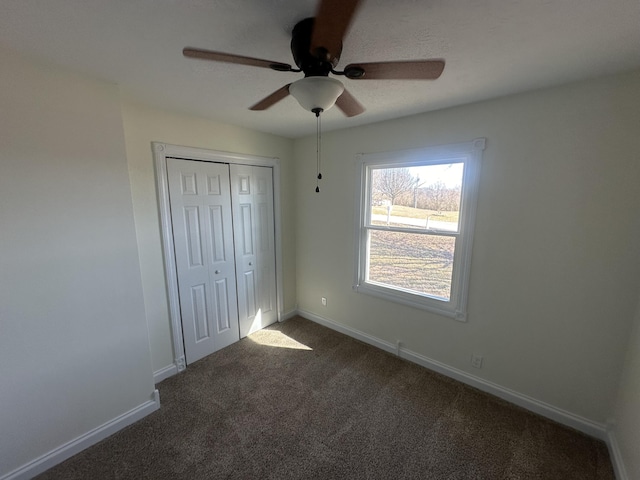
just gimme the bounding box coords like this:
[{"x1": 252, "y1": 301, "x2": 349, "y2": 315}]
[{"x1": 353, "y1": 282, "x2": 467, "y2": 322}]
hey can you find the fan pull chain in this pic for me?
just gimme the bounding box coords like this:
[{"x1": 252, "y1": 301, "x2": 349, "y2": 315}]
[{"x1": 313, "y1": 107, "x2": 323, "y2": 192}]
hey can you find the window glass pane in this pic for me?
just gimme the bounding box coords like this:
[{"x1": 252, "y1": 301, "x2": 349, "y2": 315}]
[
  {"x1": 369, "y1": 163, "x2": 463, "y2": 232},
  {"x1": 367, "y1": 230, "x2": 455, "y2": 300}
]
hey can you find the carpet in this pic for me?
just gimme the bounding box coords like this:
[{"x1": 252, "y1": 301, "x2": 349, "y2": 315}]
[{"x1": 37, "y1": 316, "x2": 615, "y2": 479}]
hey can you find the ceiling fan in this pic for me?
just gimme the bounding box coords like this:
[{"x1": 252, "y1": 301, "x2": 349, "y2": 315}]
[{"x1": 182, "y1": 0, "x2": 445, "y2": 118}]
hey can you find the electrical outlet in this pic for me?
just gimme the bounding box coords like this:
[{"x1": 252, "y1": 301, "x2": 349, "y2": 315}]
[
  {"x1": 471, "y1": 354, "x2": 483, "y2": 369},
  {"x1": 321, "y1": 297, "x2": 327, "y2": 307}
]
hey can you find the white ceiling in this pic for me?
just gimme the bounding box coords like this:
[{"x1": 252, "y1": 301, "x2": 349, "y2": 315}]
[{"x1": 1, "y1": 0, "x2": 639, "y2": 138}]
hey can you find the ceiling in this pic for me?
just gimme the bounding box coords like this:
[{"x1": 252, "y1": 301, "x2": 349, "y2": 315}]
[{"x1": 1, "y1": 0, "x2": 639, "y2": 138}]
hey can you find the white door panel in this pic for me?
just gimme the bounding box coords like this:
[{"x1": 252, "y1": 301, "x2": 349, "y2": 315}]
[
  {"x1": 167, "y1": 159, "x2": 240, "y2": 364},
  {"x1": 190, "y1": 283, "x2": 209, "y2": 340},
  {"x1": 231, "y1": 164, "x2": 277, "y2": 338}
]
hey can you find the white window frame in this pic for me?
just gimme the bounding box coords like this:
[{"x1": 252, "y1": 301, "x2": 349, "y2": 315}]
[{"x1": 353, "y1": 138, "x2": 485, "y2": 321}]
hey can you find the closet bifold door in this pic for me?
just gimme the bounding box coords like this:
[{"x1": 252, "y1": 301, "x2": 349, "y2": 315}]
[
  {"x1": 230, "y1": 164, "x2": 278, "y2": 338},
  {"x1": 166, "y1": 158, "x2": 240, "y2": 364}
]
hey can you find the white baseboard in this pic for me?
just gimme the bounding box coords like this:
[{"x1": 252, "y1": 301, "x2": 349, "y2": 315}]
[
  {"x1": 154, "y1": 363, "x2": 178, "y2": 384},
  {"x1": 297, "y1": 309, "x2": 608, "y2": 441},
  {"x1": 606, "y1": 428, "x2": 629, "y2": 480},
  {"x1": 1, "y1": 390, "x2": 161, "y2": 480},
  {"x1": 280, "y1": 307, "x2": 299, "y2": 322}
]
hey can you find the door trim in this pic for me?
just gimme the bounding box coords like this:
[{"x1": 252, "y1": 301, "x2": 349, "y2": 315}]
[{"x1": 153, "y1": 142, "x2": 284, "y2": 372}]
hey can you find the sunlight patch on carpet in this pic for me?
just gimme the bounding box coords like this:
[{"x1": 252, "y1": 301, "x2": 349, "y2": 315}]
[{"x1": 248, "y1": 330, "x2": 313, "y2": 350}]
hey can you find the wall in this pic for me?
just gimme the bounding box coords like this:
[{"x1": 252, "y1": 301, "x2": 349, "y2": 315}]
[
  {"x1": 293, "y1": 70, "x2": 640, "y2": 425},
  {"x1": 0, "y1": 48, "x2": 154, "y2": 476},
  {"x1": 611, "y1": 295, "x2": 640, "y2": 479},
  {"x1": 120, "y1": 101, "x2": 296, "y2": 374},
  {"x1": 1, "y1": 40, "x2": 636, "y2": 476}
]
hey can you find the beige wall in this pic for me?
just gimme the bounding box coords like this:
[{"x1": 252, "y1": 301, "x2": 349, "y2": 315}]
[
  {"x1": 120, "y1": 101, "x2": 296, "y2": 373},
  {"x1": 3, "y1": 41, "x2": 639, "y2": 477},
  {"x1": 0, "y1": 49, "x2": 154, "y2": 475},
  {"x1": 293, "y1": 71, "x2": 640, "y2": 424},
  {"x1": 611, "y1": 296, "x2": 640, "y2": 479}
]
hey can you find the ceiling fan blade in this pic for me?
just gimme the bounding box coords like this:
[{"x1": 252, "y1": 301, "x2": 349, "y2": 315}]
[
  {"x1": 183, "y1": 48, "x2": 293, "y2": 72},
  {"x1": 335, "y1": 88, "x2": 365, "y2": 117},
  {"x1": 249, "y1": 84, "x2": 292, "y2": 111},
  {"x1": 310, "y1": 0, "x2": 362, "y2": 65},
  {"x1": 344, "y1": 60, "x2": 445, "y2": 80}
]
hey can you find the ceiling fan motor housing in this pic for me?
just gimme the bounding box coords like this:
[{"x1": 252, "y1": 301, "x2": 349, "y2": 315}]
[{"x1": 291, "y1": 17, "x2": 342, "y2": 76}]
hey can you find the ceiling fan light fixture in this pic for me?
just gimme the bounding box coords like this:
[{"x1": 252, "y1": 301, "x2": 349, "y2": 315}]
[{"x1": 289, "y1": 76, "x2": 344, "y2": 113}]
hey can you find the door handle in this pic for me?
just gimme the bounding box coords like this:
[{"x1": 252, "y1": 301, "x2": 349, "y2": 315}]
[{"x1": 215, "y1": 270, "x2": 220, "y2": 274}]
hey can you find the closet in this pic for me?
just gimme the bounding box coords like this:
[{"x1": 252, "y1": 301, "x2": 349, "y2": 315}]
[{"x1": 166, "y1": 157, "x2": 277, "y2": 364}]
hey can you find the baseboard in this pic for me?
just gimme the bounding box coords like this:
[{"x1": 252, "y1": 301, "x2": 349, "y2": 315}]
[
  {"x1": 297, "y1": 309, "x2": 608, "y2": 441},
  {"x1": 606, "y1": 428, "x2": 629, "y2": 480},
  {"x1": 279, "y1": 308, "x2": 299, "y2": 322},
  {"x1": 154, "y1": 363, "x2": 178, "y2": 384},
  {"x1": 1, "y1": 390, "x2": 161, "y2": 480}
]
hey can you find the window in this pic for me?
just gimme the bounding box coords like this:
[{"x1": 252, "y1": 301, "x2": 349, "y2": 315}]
[{"x1": 354, "y1": 139, "x2": 485, "y2": 320}]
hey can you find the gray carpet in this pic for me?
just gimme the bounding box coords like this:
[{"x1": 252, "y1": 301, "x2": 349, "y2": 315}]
[{"x1": 37, "y1": 316, "x2": 615, "y2": 479}]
